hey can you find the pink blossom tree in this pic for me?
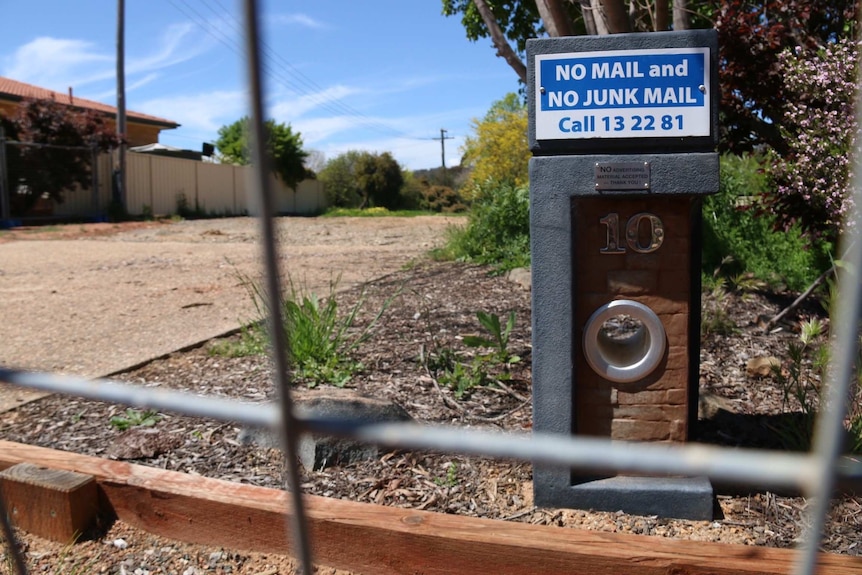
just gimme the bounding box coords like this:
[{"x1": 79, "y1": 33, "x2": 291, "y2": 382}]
[{"x1": 765, "y1": 40, "x2": 860, "y2": 243}]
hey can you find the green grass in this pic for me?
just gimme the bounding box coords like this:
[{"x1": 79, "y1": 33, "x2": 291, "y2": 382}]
[
  {"x1": 210, "y1": 271, "x2": 397, "y2": 387},
  {"x1": 109, "y1": 408, "x2": 161, "y2": 431},
  {"x1": 321, "y1": 207, "x2": 454, "y2": 218},
  {"x1": 208, "y1": 323, "x2": 268, "y2": 357}
]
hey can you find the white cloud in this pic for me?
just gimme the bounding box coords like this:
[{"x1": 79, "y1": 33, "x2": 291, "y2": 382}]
[
  {"x1": 127, "y1": 73, "x2": 160, "y2": 92},
  {"x1": 138, "y1": 90, "x2": 246, "y2": 134},
  {"x1": 268, "y1": 84, "x2": 361, "y2": 120},
  {"x1": 3, "y1": 24, "x2": 212, "y2": 95},
  {"x1": 292, "y1": 116, "x2": 358, "y2": 143},
  {"x1": 269, "y1": 13, "x2": 328, "y2": 29},
  {"x1": 2, "y1": 37, "x2": 111, "y2": 90},
  {"x1": 87, "y1": 73, "x2": 161, "y2": 101},
  {"x1": 127, "y1": 23, "x2": 209, "y2": 75}
]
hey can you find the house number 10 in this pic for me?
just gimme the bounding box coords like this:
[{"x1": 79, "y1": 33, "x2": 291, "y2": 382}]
[{"x1": 599, "y1": 212, "x2": 664, "y2": 254}]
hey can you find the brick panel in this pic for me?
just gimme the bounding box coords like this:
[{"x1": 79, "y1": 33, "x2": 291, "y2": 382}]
[{"x1": 572, "y1": 197, "x2": 693, "y2": 442}]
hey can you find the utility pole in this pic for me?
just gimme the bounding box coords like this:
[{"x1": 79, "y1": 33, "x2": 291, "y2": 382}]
[
  {"x1": 0, "y1": 127, "x2": 8, "y2": 222},
  {"x1": 437, "y1": 128, "x2": 454, "y2": 169},
  {"x1": 116, "y1": 0, "x2": 127, "y2": 210}
]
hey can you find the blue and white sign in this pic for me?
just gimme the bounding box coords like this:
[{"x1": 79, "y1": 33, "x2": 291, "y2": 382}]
[{"x1": 534, "y1": 47, "x2": 710, "y2": 141}]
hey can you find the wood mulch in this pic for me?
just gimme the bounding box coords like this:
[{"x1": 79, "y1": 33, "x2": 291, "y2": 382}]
[{"x1": 1, "y1": 260, "x2": 860, "y2": 573}]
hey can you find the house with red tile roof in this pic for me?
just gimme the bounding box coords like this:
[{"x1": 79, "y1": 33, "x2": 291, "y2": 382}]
[{"x1": 0, "y1": 76, "x2": 178, "y2": 146}]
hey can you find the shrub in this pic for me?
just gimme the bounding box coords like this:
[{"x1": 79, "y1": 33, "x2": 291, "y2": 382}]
[
  {"x1": 421, "y1": 185, "x2": 467, "y2": 213},
  {"x1": 319, "y1": 151, "x2": 363, "y2": 208},
  {"x1": 441, "y1": 180, "x2": 530, "y2": 272},
  {"x1": 319, "y1": 150, "x2": 409, "y2": 210},
  {"x1": 702, "y1": 154, "x2": 832, "y2": 291},
  {"x1": 764, "y1": 39, "x2": 859, "y2": 243}
]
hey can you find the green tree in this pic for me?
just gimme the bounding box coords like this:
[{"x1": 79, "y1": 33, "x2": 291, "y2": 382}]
[
  {"x1": 215, "y1": 116, "x2": 310, "y2": 189},
  {"x1": 318, "y1": 150, "x2": 407, "y2": 209},
  {"x1": 717, "y1": 0, "x2": 856, "y2": 154},
  {"x1": 461, "y1": 93, "x2": 530, "y2": 198},
  {"x1": 355, "y1": 151, "x2": 404, "y2": 209},
  {"x1": 442, "y1": 0, "x2": 713, "y2": 83},
  {"x1": 0, "y1": 98, "x2": 121, "y2": 216},
  {"x1": 443, "y1": 0, "x2": 854, "y2": 154},
  {"x1": 318, "y1": 150, "x2": 363, "y2": 208}
]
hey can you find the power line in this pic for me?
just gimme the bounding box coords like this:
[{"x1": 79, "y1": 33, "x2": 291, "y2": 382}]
[{"x1": 166, "y1": 0, "x2": 414, "y2": 140}]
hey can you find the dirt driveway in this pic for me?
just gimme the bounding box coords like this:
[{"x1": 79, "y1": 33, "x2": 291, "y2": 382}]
[{"x1": 0, "y1": 216, "x2": 459, "y2": 384}]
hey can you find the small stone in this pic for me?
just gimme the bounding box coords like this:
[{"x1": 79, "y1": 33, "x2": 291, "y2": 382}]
[
  {"x1": 107, "y1": 427, "x2": 182, "y2": 460},
  {"x1": 113, "y1": 538, "x2": 129, "y2": 549},
  {"x1": 240, "y1": 388, "x2": 413, "y2": 470},
  {"x1": 746, "y1": 356, "x2": 780, "y2": 378},
  {"x1": 506, "y1": 267, "x2": 532, "y2": 290}
]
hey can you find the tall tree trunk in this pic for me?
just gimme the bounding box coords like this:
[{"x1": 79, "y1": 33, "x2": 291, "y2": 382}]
[
  {"x1": 536, "y1": 0, "x2": 576, "y2": 36},
  {"x1": 590, "y1": 0, "x2": 610, "y2": 34},
  {"x1": 471, "y1": 0, "x2": 527, "y2": 82},
  {"x1": 654, "y1": 0, "x2": 669, "y2": 30},
  {"x1": 601, "y1": 0, "x2": 632, "y2": 33},
  {"x1": 577, "y1": 0, "x2": 599, "y2": 35},
  {"x1": 673, "y1": 0, "x2": 691, "y2": 30}
]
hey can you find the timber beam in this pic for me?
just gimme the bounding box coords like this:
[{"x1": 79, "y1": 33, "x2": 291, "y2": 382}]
[{"x1": 0, "y1": 440, "x2": 859, "y2": 575}]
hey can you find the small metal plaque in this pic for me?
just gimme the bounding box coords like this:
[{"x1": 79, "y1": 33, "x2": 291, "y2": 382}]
[{"x1": 594, "y1": 161, "x2": 650, "y2": 191}]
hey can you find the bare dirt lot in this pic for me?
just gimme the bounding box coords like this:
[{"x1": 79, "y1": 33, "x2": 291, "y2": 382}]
[{"x1": 0, "y1": 216, "x2": 460, "y2": 378}]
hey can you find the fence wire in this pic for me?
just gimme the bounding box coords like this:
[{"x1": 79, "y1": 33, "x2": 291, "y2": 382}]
[{"x1": 2, "y1": 3, "x2": 862, "y2": 575}]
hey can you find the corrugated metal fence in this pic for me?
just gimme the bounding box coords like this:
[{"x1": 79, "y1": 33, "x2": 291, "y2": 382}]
[
  {"x1": 5, "y1": 150, "x2": 325, "y2": 220},
  {"x1": 60, "y1": 151, "x2": 325, "y2": 218}
]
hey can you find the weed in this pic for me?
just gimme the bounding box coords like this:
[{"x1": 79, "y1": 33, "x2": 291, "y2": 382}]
[
  {"x1": 222, "y1": 270, "x2": 396, "y2": 387},
  {"x1": 437, "y1": 356, "x2": 490, "y2": 399},
  {"x1": 109, "y1": 408, "x2": 161, "y2": 431},
  {"x1": 441, "y1": 181, "x2": 530, "y2": 272},
  {"x1": 701, "y1": 276, "x2": 737, "y2": 338},
  {"x1": 209, "y1": 323, "x2": 267, "y2": 357},
  {"x1": 768, "y1": 315, "x2": 862, "y2": 453},
  {"x1": 848, "y1": 415, "x2": 862, "y2": 454},
  {"x1": 435, "y1": 461, "x2": 459, "y2": 487},
  {"x1": 418, "y1": 307, "x2": 524, "y2": 400},
  {"x1": 281, "y1": 276, "x2": 394, "y2": 386},
  {"x1": 462, "y1": 311, "x2": 521, "y2": 367},
  {"x1": 175, "y1": 192, "x2": 206, "y2": 219}
]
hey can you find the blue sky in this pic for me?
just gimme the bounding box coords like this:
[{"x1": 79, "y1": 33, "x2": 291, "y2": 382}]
[{"x1": 1, "y1": 1, "x2": 520, "y2": 170}]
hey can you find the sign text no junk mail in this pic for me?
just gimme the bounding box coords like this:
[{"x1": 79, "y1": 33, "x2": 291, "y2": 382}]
[{"x1": 534, "y1": 47, "x2": 710, "y2": 141}]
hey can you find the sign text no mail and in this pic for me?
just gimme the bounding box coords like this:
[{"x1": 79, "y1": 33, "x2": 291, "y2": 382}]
[{"x1": 534, "y1": 47, "x2": 710, "y2": 141}]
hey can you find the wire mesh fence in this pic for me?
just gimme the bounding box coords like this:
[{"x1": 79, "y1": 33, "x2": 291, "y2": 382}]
[{"x1": 1, "y1": 2, "x2": 862, "y2": 574}]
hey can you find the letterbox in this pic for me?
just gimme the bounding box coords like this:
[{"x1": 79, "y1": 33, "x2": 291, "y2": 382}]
[{"x1": 528, "y1": 30, "x2": 719, "y2": 520}]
